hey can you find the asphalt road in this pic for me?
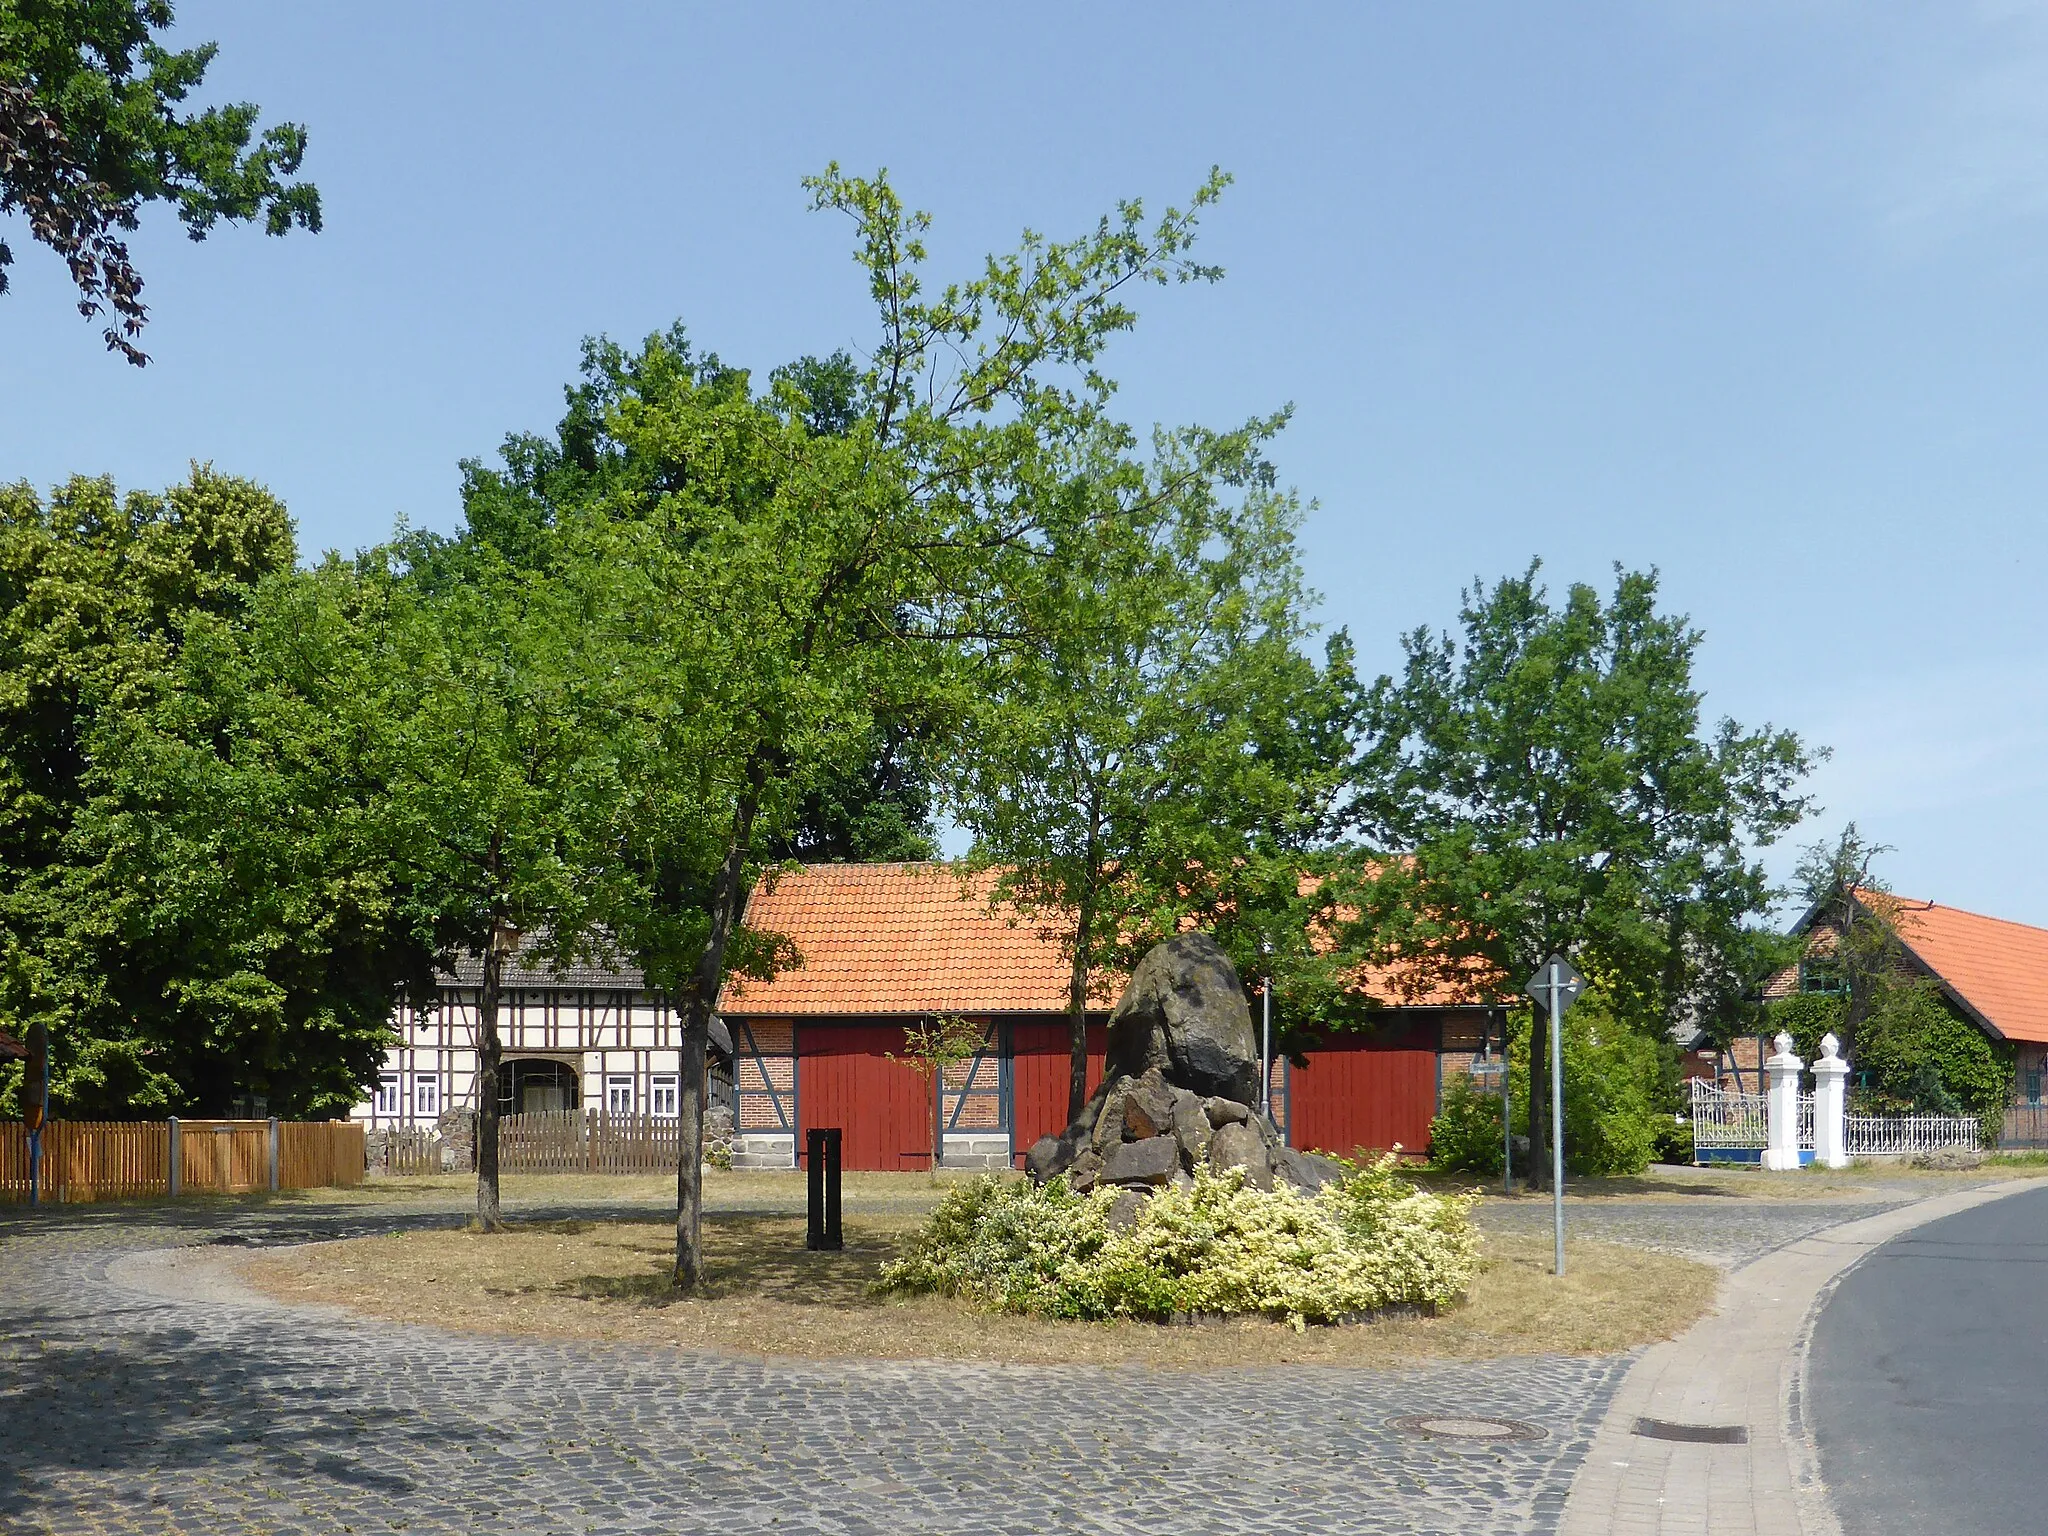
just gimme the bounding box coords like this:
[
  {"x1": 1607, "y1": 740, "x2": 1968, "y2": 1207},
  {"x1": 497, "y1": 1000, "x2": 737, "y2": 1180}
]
[{"x1": 1810, "y1": 1181, "x2": 2048, "y2": 1535}]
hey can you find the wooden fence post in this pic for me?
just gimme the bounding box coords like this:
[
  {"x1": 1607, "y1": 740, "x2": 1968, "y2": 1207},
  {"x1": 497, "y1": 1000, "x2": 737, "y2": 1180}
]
[
  {"x1": 267, "y1": 1117, "x2": 280, "y2": 1192},
  {"x1": 168, "y1": 1117, "x2": 181, "y2": 1198}
]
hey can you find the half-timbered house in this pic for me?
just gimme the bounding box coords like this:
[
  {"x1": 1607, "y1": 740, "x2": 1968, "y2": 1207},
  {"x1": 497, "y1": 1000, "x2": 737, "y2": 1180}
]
[
  {"x1": 349, "y1": 950, "x2": 711, "y2": 1134},
  {"x1": 1693, "y1": 887, "x2": 2048, "y2": 1144}
]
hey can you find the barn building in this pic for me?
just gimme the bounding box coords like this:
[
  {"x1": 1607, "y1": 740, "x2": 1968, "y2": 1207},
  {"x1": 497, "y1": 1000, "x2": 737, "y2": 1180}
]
[
  {"x1": 349, "y1": 861, "x2": 1503, "y2": 1169},
  {"x1": 717, "y1": 862, "x2": 1502, "y2": 1170}
]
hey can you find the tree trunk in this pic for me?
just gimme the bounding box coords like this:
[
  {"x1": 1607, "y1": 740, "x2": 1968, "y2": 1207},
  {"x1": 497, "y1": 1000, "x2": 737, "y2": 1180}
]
[
  {"x1": 1065, "y1": 886, "x2": 1096, "y2": 1125},
  {"x1": 675, "y1": 756, "x2": 769, "y2": 1289},
  {"x1": 475, "y1": 917, "x2": 511, "y2": 1232}
]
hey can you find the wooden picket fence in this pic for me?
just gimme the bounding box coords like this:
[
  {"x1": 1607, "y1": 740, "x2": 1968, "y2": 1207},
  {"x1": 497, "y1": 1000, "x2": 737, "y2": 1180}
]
[
  {"x1": 0, "y1": 1119, "x2": 364, "y2": 1204},
  {"x1": 497, "y1": 1110, "x2": 680, "y2": 1174},
  {"x1": 371, "y1": 1125, "x2": 448, "y2": 1176}
]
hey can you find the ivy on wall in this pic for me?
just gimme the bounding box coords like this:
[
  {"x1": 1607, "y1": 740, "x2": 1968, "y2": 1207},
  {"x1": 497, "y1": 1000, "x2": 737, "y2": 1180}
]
[{"x1": 1767, "y1": 981, "x2": 2013, "y2": 1138}]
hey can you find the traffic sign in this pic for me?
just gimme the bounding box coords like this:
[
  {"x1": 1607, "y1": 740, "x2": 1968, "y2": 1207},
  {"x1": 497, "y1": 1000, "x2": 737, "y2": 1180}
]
[{"x1": 1523, "y1": 955, "x2": 1585, "y2": 1014}]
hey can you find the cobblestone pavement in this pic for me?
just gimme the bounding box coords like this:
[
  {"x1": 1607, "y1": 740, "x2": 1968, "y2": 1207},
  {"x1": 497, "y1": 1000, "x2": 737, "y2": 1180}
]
[
  {"x1": 0, "y1": 1183, "x2": 1914, "y2": 1536},
  {"x1": 1475, "y1": 1195, "x2": 1918, "y2": 1267}
]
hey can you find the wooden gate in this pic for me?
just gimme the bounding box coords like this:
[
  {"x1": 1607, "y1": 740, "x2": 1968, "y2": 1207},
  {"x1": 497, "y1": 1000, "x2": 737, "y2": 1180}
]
[
  {"x1": 797, "y1": 1023, "x2": 934, "y2": 1171},
  {"x1": 496, "y1": 1110, "x2": 680, "y2": 1173},
  {"x1": 1282, "y1": 1023, "x2": 1440, "y2": 1160},
  {"x1": 1009, "y1": 1020, "x2": 1106, "y2": 1159}
]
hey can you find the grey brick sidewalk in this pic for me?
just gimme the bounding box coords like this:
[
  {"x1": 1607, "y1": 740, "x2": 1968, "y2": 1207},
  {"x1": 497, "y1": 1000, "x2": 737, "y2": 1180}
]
[{"x1": 0, "y1": 1184, "x2": 1931, "y2": 1536}]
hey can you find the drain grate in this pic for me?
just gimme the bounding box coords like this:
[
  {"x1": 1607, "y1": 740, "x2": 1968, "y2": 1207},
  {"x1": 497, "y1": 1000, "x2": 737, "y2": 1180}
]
[
  {"x1": 1388, "y1": 1414, "x2": 1545, "y2": 1442},
  {"x1": 1632, "y1": 1417, "x2": 1748, "y2": 1444}
]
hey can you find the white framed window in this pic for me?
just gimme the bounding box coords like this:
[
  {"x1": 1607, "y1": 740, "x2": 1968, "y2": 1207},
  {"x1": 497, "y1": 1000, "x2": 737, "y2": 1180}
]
[
  {"x1": 651, "y1": 1075, "x2": 679, "y2": 1118},
  {"x1": 414, "y1": 1074, "x2": 440, "y2": 1118},
  {"x1": 374, "y1": 1073, "x2": 401, "y2": 1116},
  {"x1": 606, "y1": 1074, "x2": 635, "y2": 1115}
]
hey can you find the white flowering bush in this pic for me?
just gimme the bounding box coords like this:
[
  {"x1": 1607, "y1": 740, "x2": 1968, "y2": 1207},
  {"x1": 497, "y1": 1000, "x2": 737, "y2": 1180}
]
[{"x1": 879, "y1": 1157, "x2": 1480, "y2": 1327}]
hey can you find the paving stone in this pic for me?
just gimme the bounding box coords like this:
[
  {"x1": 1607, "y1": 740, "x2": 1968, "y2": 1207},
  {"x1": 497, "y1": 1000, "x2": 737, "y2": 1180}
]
[{"x1": 0, "y1": 1183, "x2": 1892, "y2": 1536}]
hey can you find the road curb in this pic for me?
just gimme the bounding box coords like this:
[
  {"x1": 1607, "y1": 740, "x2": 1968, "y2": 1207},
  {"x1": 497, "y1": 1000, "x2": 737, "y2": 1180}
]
[{"x1": 1557, "y1": 1175, "x2": 2048, "y2": 1536}]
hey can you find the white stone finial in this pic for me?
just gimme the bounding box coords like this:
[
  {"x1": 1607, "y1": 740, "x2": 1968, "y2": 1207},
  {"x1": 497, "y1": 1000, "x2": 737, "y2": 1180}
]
[
  {"x1": 1773, "y1": 1030, "x2": 1794, "y2": 1057},
  {"x1": 1821, "y1": 1032, "x2": 1841, "y2": 1060}
]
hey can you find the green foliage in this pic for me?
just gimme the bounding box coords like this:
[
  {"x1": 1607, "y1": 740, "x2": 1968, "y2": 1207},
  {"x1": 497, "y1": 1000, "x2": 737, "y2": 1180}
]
[
  {"x1": 1428, "y1": 1072, "x2": 1506, "y2": 1174},
  {"x1": 1506, "y1": 991, "x2": 1665, "y2": 1177},
  {"x1": 1767, "y1": 978, "x2": 2011, "y2": 1137},
  {"x1": 1353, "y1": 564, "x2": 1813, "y2": 1039},
  {"x1": 879, "y1": 1160, "x2": 1480, "y2": 1327},
  {"x1": 1349, "y1": 563, "x2": 1814, "y2": 1172},
  {"x1": 762, "y1": 719, "x2": 937, "y2": 864},
  {"x1": 0, "y1": 470, "x2": 426, "y2": 1119},
  {"x1": 1, "y1": 1, "x2": 319, "y2": 361},
  {"x1": 1765, "y1": 991, "x2": 1845, "y2": 1063}
]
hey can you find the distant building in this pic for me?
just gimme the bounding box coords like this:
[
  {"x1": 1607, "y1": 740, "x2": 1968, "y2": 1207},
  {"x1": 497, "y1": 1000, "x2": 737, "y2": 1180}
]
[
  {"x1": 1702, "y1": 888, "x2": 2048, "y2": 1143},
  {"x1": 350, "y1": 949, "x2": 708, "y2": 1135}
]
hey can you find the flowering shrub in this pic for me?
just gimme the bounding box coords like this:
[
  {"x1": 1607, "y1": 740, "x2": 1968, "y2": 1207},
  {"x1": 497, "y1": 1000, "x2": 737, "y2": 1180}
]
[{"x1": 879, "y1": 1158, "x2": 1480, "y2": 1327}]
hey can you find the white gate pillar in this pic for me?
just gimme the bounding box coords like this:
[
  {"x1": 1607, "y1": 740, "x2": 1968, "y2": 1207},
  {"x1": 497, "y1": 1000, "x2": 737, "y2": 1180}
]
[
  {"x1": 1811, "y1": 1032, "x2": 1851, "y2": 1169},
  {"x1": 1763, "y1": 1031, "x2": 1806, "y2": 1171}
]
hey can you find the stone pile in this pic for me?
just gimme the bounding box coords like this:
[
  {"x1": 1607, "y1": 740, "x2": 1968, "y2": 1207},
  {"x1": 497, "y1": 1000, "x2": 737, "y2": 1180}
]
[{"x1": 1024, "y1": 932, "x2": 1343, "y2": 1207}]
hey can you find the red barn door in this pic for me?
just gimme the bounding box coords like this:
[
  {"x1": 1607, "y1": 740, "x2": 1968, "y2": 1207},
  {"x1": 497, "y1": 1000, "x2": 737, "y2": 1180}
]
[
  {"x1": 797, "y1": 1023, "x2": 935, "y2": 1171},
  {"x1": 1010, "y1": 1020, "x2": 1107, "y2": 1162},
  {"x1": 1284, "y1": 1022, "x2": 1440, "y2": 1160}
]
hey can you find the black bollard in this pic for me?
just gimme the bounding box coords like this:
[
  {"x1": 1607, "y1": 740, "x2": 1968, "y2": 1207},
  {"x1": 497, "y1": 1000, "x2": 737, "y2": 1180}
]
[{"x1": 806, "y1": 1127, "x2": 843, "y2": 1251}]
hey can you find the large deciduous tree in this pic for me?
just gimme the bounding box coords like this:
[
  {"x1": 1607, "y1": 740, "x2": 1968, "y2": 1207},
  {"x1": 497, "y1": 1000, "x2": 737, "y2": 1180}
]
[
  {"x1": 461, "y1": 164, "x2": 1242, "y2": 1286},
  {"x1": 1351, "y1": 563, "x2": 1814, "y2": 1185},
  {"x1": 1, "y1": 0, "x2": 319, "y2": 362},
  {"x1": 268, "y1": 537, "x2": 642, "y2": 1230},
  {"x1": 0, "y1": 469, "x2": 423, "y2": 1119}
]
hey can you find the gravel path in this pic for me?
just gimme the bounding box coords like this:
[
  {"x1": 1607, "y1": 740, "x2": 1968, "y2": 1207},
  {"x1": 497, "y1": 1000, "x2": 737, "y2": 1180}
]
[{"x1": 0, "y1": 1181, "x2": 1926, "y2": 1536}]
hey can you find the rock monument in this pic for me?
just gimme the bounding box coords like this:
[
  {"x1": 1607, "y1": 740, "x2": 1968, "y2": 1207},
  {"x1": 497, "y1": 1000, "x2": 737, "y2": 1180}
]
[{"x1": 1023, "y1": 932, "x2": 1344, "y2": 1203}]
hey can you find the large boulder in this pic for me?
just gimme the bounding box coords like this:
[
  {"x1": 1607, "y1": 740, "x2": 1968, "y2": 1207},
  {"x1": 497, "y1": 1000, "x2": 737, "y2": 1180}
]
[
  {"x1": 1023, "y1": 933, "x2": 1337, "y2": 1198},
  {"x1": 1104, "y1": 932, "x2": 1260, "y2": 1103}
]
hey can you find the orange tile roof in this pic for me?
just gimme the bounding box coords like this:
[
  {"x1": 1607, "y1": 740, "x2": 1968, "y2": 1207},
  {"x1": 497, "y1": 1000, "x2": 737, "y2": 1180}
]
[
  {"x1": 719, "y1": 861, "x2": 1496, "y2": 1017},
  {"x1": 720, "y1": 863, "x2": 1112, "y2": 1016},
  {"x1": 1855, "y1": 888, "x2": 2048, "y2": 1046}
]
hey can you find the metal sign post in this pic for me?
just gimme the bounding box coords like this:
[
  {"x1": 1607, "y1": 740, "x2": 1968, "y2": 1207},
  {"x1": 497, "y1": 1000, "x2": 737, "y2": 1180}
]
[
  {"x1": 1523, "y1": 955, "x2": 1584, "y2": 1277},
  {"x1": 1467, "y1": 1016, "x2": 1510, "y2": 1195},
  {"x1": 1258, "y1": 939, "x2": 1274, "y2": 1124}
]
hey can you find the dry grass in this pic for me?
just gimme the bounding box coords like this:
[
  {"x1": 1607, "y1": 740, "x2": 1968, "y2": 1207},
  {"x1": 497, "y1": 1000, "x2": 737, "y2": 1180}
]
[{"x1": 240, "y1": 1210, "x2": 1718, "y2": 1370}]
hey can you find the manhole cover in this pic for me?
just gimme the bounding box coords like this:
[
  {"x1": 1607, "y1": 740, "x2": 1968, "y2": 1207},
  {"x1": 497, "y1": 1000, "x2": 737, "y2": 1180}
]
[{"x1": 1388, "y1": 1414, "x2": 1545, "y2": 1442}]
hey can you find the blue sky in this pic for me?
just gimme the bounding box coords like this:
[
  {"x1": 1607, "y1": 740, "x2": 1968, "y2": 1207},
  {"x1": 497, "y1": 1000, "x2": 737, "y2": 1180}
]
[{"x1": 5, "y1": 3, "x2": 2047, "y2": 922}]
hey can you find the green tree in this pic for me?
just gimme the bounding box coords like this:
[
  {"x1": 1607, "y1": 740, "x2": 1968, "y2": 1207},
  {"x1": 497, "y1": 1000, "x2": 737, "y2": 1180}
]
[
  {"x1": 1789, "y1": 824, "x2": 1896, "y2": 1059},
  {"x1": 1503, "y1": 984, "x2": 1665, "y2": 1176},
  {"x1": 479, "y1": 164, "x2": 1241, "y2": 1288},
  {"x1": 764, "y1": 718, "x2": 938, "y2": 864},
  {"x1": 272, "y1": 537, "x2": 644, "y2": 1230},
  {"x1": 0, "y1": 469, "x2": 422, "y2": 1119},
  {"x1": 1352, "y1": 564, "x2": 1815, "y2": 1186},
  {"x1": 1, "y1": 0, "x2": 319, "y2": 363},
  {"x1": 950, "y1": 434, "x2": 1367, "y2": 1121},
  {"x1": 886, "y1": 1013, "x2": 988, "y2": 1181}
]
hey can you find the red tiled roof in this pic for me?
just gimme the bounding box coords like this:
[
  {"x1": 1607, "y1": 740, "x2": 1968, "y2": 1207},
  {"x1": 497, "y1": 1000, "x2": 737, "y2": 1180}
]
[
  {"x1": 720, "y1": 862, "x2": 1110, "y2": 1016},
  {"x1": 719, "y1": 861, "x2": 1497, "y2": 1017},
  {"x1": 0, "y1": 1026, "x2": 23, "y2": 1061},
  {"x1": 1856, "y1": 888, "x2": 2048, "y2": 1046}
]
